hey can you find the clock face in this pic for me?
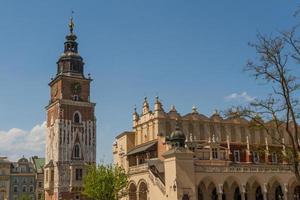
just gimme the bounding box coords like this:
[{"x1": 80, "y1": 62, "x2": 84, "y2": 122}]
[{"x1": 71, "y1": 82, "x2": 81, "y2": 94}]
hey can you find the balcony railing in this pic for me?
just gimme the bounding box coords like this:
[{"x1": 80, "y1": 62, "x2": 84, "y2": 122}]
[
  {"x1": 148, "y1": 168, "x2": 166, "y2": 194},
  {"x1": 128, "y1": 163, "x2": 149, "y2": 174},
  {"x1": 128, "y1": 163, "x2": 166, "y2": 194}
]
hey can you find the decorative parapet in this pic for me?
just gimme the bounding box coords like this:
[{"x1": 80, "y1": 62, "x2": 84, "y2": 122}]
[
  {"x1": 128, "y1": 163, "x2": 166, "y2": 194},
  {"x1": 195, "y1": 164, "x2": 293, "y2": 173},
  {"x1": 128, "y1": 163, "x2": 149, "y2": 174},
  {"x1": 148, "y1": 168, "x2": 166, "y2": 194}
]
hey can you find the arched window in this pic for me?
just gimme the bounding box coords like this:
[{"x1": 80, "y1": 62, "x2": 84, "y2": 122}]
[
  {"x1": 294, "y1": 186, "x2": 300, "y2": 200},
  {"x1": 138, "y1": 182, "x2": 147, "y2": 200},
  {"x1": 211, "y1": 188, "x2": 218, "y2": 200},
  {"x1": 182, "y1": 194, "x2": 190, "y2": 200},
  {"x1": 74, "y1": 144, "x2": 80, "y2": 159},
  {"x1": 275, "y1": 185, "x2": 283, "y2": 200},
  {"x1": 73, "y1": 112, "x2": 81, "y2": 123},
  {"x1": 255, "y1": 186, "x2": 263, "y2": 200},
  {"x1": 234, "y1": 187, "x2": 241, "y2": 200},
  {"x1": 128, "y1": 183, "x2": 137, "y2": 200},
  {"x1": 198, "y1": 184, "x2": 204, "y2": 200}
]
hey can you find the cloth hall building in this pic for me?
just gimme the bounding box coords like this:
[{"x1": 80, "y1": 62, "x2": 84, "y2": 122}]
[{"x1": 113, "y1": 97, "x2": 300, "y2": 200}]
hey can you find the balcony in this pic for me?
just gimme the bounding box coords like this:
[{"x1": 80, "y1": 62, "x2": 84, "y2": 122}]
[{"x1": 128, "y1": 163, "x2": 148, "y2": 174}]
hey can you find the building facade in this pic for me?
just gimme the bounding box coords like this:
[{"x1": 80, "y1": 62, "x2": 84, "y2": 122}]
[
  {"x1": 44, "y1": 18, "x2": 96, "y2": 200},
  {"x1": 10, "y1": 157, "x2": 35, "y2": 200},
  {"x1": 0, "y1": 157, "x2": 11, "y2": 200},
  {"x1": 32, "y1": 156, "x2": 45, "y2": 200},
  {"x1": 113, "y1": 97, "x2": 300, "y2": 200}
]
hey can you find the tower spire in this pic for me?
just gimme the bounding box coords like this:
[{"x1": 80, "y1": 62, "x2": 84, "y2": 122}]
[
  {"x1": 69, "y1": 11, "x2": 75, "y2": 35},
  {"x1": 55, "y1": 12, "x2": 85, "y2": 77}
]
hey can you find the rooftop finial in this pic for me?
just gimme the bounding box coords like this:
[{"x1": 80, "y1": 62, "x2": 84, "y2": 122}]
[
  {"x1": 69, "y1": 10, "x2": 75, "y2": 34},
  {"x1": 192, "y1": 105, "x2": 198, "y2": 114}
]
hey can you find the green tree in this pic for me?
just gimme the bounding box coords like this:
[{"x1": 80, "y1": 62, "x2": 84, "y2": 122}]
[
  {"x1": 20, "y1": 194, "x2": 31, "y2": 200},
  {"x1": 83, "y1": 164, "x2": 128, "y2": 200}
]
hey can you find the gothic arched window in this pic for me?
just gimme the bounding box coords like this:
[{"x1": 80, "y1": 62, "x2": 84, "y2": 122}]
[
  {"x1": 73, "y1": 112, "x2": 81, "y2": 123},
  {"x1": 74, "y1": 144, "x2": 80, "y2": 159}
]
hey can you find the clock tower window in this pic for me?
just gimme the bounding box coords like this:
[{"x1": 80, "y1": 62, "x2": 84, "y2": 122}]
[
  {"x1": 74, "y1": 144, "x2": 81, "y2": 159},
  {"x1": 73, "y1": 95, "x2": 80, "y2": 101},
  {"x1": 73, "y1": 112, "x2": 81, "y2": 123},
  {"x1": 75, "y1": 168, "x2": 83, "y2": 181}
]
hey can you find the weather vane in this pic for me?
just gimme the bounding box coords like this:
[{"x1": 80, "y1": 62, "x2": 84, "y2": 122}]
[{"x1": 69, "y1": 10, "x2": 75, "y2": 34}]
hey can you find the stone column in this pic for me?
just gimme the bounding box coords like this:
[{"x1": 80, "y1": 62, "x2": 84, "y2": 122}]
[
  {"x1": 241, "y1": 192, "x2": 246, "y2": 200},
  {"x1": 263, "y1": 183, "x2": 268, "y2": 200},
  {"x1": 218, "y1": 184, "x2": 223, "y2": 200},
  {"x1": 217, "y1": 192, "x2": 223, "y2": 200},
  {"x1": 283, "y1": 183, "x2": 288, "y2": 200},
  {"x1": 263, "y1": 192, "x2": 268, "y2": 200},
  {"x1": 246, "y1": 136, "x2": 250, "y2": 163},
  {"x1": 136, "y1": 155, "x2": 139, "y2": 166},
  {"x1": 70, "y1": 166, "x2": 73, "y2": 184},
  {"x1": 245, "y1": 150, "x2": 250, "y2": 163},
  {"x1": 241, "y1": 184, "x2": 246, "y2": 200}
]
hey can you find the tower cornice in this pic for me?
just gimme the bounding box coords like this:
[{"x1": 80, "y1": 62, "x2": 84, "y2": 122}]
[
  {"x1": 45, "y1": 99, "x2": 96, "y2": 110},
  {"x1": 48, "y1": 74, "x2": 92, "y2": 87}
]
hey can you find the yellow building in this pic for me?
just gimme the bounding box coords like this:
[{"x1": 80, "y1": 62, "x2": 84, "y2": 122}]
[
  {"x1": 0, "y1": 157, "x2": 10, "y2": 200},
  {"x1": 113, "y1": 97, "x2": 300, "y2": 200}
]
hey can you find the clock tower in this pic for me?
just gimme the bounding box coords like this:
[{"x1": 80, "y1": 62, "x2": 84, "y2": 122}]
[{"x1": 44, "y1": 17, "x2": 96, "y2": 200}]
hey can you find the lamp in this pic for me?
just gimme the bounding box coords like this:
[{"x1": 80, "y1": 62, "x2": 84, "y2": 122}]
[
  {"x1": 173, "y1": 180, "x2": 177, "y2": 191},
  {"x1": 173, "y1": 183, "x2": 177, "y2": 191}
]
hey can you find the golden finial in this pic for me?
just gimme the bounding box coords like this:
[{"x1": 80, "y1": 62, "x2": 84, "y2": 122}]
[{"x1": 69, "y1": 10, "x2": 75, "y2": 34}]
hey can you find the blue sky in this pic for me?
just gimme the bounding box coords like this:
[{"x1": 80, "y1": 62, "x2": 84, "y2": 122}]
[{"x1": 0, "y1": 1, "x2": 298, "y2": 162}]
